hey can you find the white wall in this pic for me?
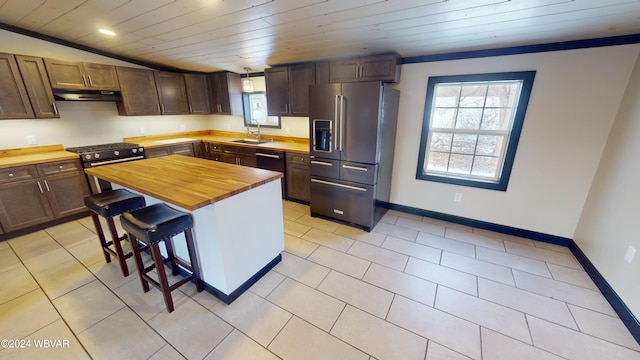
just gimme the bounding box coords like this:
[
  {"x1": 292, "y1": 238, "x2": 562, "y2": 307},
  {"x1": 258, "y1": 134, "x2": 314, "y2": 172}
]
[
  {"x1": 391, "y1": 45, "x2": 640, "y2": 238},
  {"x1": 573, "y1": 54, "x2": 640, "y2": 317},
  {"x1": 0, "y1": 29, "x2": 309, "y2": 149}
]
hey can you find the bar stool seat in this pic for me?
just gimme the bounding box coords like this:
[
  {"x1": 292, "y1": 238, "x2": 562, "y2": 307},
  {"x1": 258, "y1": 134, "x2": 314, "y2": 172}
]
[
  {"x1": 84, "y1": 189, "x2": 146, "y2": 277},
  {"x1": 120, "y1": 203, "x2": 203, "y2": 313}
]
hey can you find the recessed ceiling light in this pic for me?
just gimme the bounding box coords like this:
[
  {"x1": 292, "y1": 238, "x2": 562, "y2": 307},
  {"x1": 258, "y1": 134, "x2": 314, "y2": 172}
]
[{"x1": 99, "y1": 28, "x2": 116, "y2": 36}]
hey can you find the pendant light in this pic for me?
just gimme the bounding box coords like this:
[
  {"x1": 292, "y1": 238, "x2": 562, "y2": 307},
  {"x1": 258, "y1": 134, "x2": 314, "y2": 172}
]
[{"x1": 242, "y1": 67, "x2": 254, "y2": 93}]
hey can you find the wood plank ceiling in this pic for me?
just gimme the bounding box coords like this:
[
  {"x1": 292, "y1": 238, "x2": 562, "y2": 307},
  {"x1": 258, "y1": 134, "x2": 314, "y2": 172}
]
[{"x1": 1, "y1": 0, "x2": 639, "y2": 73}]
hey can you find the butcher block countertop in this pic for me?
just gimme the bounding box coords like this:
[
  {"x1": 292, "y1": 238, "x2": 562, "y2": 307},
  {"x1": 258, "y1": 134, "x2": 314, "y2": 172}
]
[
  {"x1": 0, "y1": 145, "x2": 79, "y2": 169},
  {"x1": 84, "y1": 155, "x2": 283, "y2": 211},
  {"x1": 124, "y1": 130, "x2": 310, "y2": 154}
]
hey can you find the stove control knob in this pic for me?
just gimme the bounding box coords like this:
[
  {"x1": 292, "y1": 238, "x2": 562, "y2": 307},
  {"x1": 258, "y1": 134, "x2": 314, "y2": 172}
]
[
  {"x1": 114, "y1": 150, "x2": 120, "y2": 156},
  {"x1": 132, "y1": 148, "x2": 137, "y2": 154},
  {"x1": 139, "y1": 147, "x2": 144, "y2": 153},
  {"x1": 94, "y1": 153, "x2": 100, "y2": 159},
  {"x1": 85, "y1": 154, "x2": 92, "y2": 160}
]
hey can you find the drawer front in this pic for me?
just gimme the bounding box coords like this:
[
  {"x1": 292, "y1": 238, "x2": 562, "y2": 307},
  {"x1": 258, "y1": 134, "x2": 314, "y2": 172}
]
[
  {"x1": 287, "y1": 152, "x2": 309, "y2": 166},
  {"x1": 0, "y1": 165, "x2": 38, "y2": 183},
  {"x1": 339, "y1": 161, "x2": 377, "y2": 185},
  {"x1": 209, "y1": 142, "x2": 222, "y2": 153},
  {"x1": 310, "y1": 177, "x2": 375, "y2": 228},
  {"x1": 310, "y1": 158, "x2": 339, "y2": 178},
  {"x1": 38, "y1": 159, "x2": 82, "y2": 176},
  {"x1": 171, "y1": 143, "x2": 194, "y2": 156},
  {"x1": 221, "y1": 144, "x2": 255, "y2": 156}
]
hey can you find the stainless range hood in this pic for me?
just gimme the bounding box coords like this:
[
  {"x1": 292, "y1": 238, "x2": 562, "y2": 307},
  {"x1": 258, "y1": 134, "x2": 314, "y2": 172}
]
[{"x1": 53, "y1": 89, "x2": 122, "y2": 101}]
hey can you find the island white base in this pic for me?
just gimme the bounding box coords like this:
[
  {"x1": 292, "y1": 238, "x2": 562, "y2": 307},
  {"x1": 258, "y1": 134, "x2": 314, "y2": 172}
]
[{"x1": 115, "y1": 180, "x2": 285, "y2": 303}]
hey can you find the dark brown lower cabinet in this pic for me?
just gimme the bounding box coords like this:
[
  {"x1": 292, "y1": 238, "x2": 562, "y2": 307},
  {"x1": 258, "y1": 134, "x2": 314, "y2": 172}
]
[
  {"x1": 145, "y1": 143, "x2": 195, "y2": 158},
  {"x1": 286, "y1": 153, "x2": 310, "y2": 202},
  {"x1": 0, "y1": 159, "x2": 89, "y2": 233},
  {"x1": 220, "y1": 145, "x2": 256, "y2": 167}
]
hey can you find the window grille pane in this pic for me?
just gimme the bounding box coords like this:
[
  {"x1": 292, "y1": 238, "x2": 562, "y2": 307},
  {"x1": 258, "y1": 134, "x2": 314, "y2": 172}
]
[
  {"x1": 451, "y1": 134, "x2": 477, "y2": 155},
  {"x1": 430, "y1": 132, "x2": 452, "y2": 152},
  {"x1": 449, "y1": 154, "x2": 473, "y2": 174},
  {"x1": 476, "y1": 135, "x2": 504, "y2": 157},
  {"x1": 459, "y1": 84, "x2": 487, "y2": 107},
  {"x1": 434, "y1": 84, "x2": 461, "y2": 107},
  {"x1": 471, "y1": 156, "x2": 499, "y2": 178},
  {"x1": 456, "y1": 108, "x2": 483, "y2": 129},
  {"x1": 427, "y1": 151, "x2": 449, "y2": 171},
  {"x1": 480, "y1": 108, "x2": 515, "y2": 131},
  {"x1": 486, "y1": 82, "x2": 520, "y2": 108},
  {"x1": 432, "y1": 108, "x2": 457, "y2": 128}
]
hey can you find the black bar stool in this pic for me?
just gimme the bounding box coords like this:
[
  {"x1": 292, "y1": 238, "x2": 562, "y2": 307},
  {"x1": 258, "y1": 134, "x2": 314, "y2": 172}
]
[
  {"x1": 84, "y1": 189, "x2": 146, "y2": 277},
  {"x1": 120, "y1": 203, "x2": 203, "y2": 313}
]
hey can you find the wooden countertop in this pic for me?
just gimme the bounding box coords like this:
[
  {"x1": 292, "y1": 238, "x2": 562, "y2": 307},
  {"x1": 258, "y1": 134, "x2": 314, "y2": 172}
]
[
  {"x1": 84, "y1": 155, "x2": 283, "y2": 211},
  {"x1": 0, "y1": 145, "x2": 79, "y2": 169},
  {"x1": 125, "y1": 131, "x2": 310, "y2": 154}
]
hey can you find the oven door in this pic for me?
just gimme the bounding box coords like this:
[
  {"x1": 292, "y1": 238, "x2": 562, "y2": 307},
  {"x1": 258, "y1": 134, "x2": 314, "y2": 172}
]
[{"x1": 85, "y1": 155, "x2": 145, "y2": 193}]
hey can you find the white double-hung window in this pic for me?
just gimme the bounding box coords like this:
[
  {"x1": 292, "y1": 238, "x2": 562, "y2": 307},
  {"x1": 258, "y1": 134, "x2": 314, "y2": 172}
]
[{"x1": 416, "y1": 71, "x2": 536, "y2": 191}]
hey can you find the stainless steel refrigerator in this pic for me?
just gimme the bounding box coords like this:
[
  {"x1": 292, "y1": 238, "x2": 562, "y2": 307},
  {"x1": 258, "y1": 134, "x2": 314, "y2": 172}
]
[{"x1": 309, "y1": 82, "x2": 399, "y2": 231}]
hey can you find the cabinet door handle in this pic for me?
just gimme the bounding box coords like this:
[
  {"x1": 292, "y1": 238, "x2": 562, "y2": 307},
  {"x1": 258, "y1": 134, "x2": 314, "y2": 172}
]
[
  {"x1": 311, "y1": 160, "x2": 333, "y2": 166},
  {"x1": 37, "y1": 181, "x2": 44, "y2": 193},
  {"x1": 311, "y1": 178, "x2": 367, "y2": 192},
  {"x1": 161, "y1": 104, "x2": 165, "y2": 113},
  {"x1": 157, "y1": 104, "x2": 161, "y2": 113},
  {"x1": 256, "y1": 152, "x2": 280, "y2": 159},
  {"x1": 87, "y1": 75, "x2": 94, "y2": 88},
  {"x1": 44, "y1": 180, "x2": 51, "y2": 192},
  {"x1": 52, "y1": 103, "x2": 59, "y2": 115},
  {"x1": 82, "y1": 76, "x2": 88, "y2": 87},
  {"x1": 342, "y1": 164, "x2": 368, "y2": 171},
  {"x1": 189, "y1": 104, "x2": 193, "y2": 113}
]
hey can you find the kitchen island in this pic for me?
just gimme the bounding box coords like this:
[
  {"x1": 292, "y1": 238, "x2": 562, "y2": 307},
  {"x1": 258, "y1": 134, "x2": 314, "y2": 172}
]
[{"x1": 84, "y1": 155, "x2": 284, "y2": 304}]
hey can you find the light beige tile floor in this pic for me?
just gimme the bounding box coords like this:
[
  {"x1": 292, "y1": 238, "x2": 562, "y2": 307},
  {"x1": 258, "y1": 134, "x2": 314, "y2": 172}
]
[{"x1": 1, "y1": 201, "x2": 639, "y2": 359}]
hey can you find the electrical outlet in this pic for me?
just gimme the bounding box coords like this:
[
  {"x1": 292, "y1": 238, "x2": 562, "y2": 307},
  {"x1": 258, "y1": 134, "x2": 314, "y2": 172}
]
[
  {"x1": 625, "y1": 246, "x2": 636, "y2": 264},
  {"x1": 454, "y1": 192, "x2": 463, "y2": 202},
  {"x1": 285, "y1": 127, "x2": 290, "y2": 135},
  {"x1": 227, "y1": 123, "x2": 231, "y2": 130},
  {"x1": 139, "y1": 127, "x2": 146, "y2": 135},
  {"x1": 180, "y1": 124, "x2": 186, "y2": 131},
  {"x1": 26, "y1": 135, "x2": 37, "y2": 145}
]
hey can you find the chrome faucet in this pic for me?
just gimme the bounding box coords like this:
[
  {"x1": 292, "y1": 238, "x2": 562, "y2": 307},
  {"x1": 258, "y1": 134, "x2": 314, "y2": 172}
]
[{"x1": 249, "y1": 119, "x2": 261, "y2": 141}]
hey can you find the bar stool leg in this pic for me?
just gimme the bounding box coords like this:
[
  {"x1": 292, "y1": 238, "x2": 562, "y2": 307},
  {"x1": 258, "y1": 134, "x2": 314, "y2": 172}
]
[
  {"x1": 185, "y1": 230, "x2": 204, "y2": 292},
  {"x1": 150, "y1": 243, "x2": 174, "y2": 312},
  {"x1": 128, "y1": 233, "x2": 150, "y2": 293},
  {"x1": 90, "y1": 213, "x2": 112, "y2": 264},
  {"x1": 106, "y1": 217, "x2": 129, "y2": 277},
  {"x1": 163, "y1": 238, "x2": 180, "y2": 276}
]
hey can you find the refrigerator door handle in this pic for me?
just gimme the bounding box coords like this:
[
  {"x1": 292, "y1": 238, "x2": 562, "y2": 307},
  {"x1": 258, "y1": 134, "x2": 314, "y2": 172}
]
[
  {"x1": 311, "y1": 160, "x2": 333, "y2": 166},
  {"x1": 342, "y1": 164, "x2": 368, "y2": 171},
  {"x1": 311, "y1": 178, "x2": 367, "y2": 192},
  {"x1": 334, "y1": 95, "x2": 340, "y2": 151},
  {"x1": 339, "y1": 95, "x2": 345, "y2": 151}
]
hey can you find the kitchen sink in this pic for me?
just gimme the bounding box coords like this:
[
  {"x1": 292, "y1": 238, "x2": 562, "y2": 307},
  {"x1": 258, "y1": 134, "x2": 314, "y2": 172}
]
[{"x1": 231, "y1": 138, "x2": 271, "y2": 144}]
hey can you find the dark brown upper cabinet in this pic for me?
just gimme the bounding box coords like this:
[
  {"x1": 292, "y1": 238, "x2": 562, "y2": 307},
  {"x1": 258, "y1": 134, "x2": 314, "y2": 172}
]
[
  {"x1": 208, "y1": 71, "x2": 243, "y2": 115},
  {"x1": 116, "y1": 67, "x2": 161, "y2": 116},
  {"x1": 15, "y1": 55, "x2": 59, "y2": 118},
  {"x1": 265, "y1": 63, "x2": 315, "y2": 117},
  {"x1": 184, "y1": 73, "x2": 211, "y2": 114},
  {"x1": 154, "y1": 71, "x2": 189, "y2": 115},
  {"x1": 0, "y1": 53, "x2": 34, "y2": 119},
  {"x1": 330, "y1": 53, "x2": 401, "y2": 83},
  {"x1": 44, "y1": 59, "x2": 120, "y2": 90}
]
